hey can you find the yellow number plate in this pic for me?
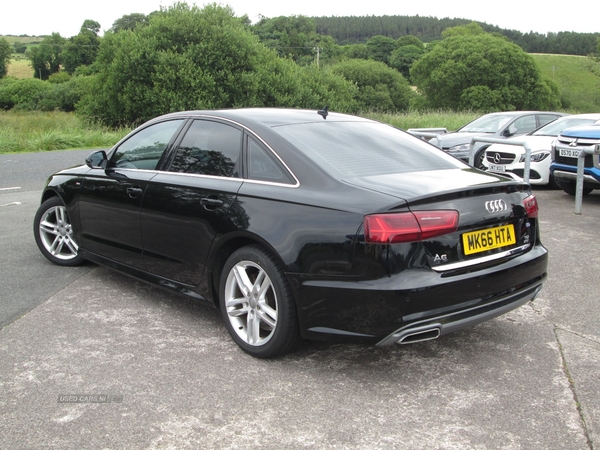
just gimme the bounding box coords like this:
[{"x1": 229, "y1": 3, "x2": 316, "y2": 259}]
[{"x1": 462, "y1": 224, "x2": 516, "y2": 255}]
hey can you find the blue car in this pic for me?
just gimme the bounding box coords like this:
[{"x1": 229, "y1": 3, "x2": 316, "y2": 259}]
[{"x1": 550, "y1": 124, "x2": 600, "y2": 195}]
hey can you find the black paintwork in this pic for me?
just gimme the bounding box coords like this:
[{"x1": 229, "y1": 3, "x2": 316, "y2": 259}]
[{"x1": 39, "y1": 109, "x2": 548, "y2": 345}]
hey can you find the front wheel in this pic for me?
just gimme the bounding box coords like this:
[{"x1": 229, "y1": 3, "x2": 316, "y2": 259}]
[
  {"x1": 33, "y1": 197, "x2": 84, "y2": 266},
  {"x1": 474, "y1": 149, "x2": 487, "y2": 170},
  {"x1": 219, "y1": 245, "x2": 302, "y2": 358}
]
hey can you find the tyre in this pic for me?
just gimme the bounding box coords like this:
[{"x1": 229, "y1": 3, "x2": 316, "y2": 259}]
[
  {"x1": 219, "y1": 245, "x2": 302, "y2": 358},
  {"x1": 548, "y1": 173, "x2": 561, "y2": 190},
  {"x1": 474, "y1": 149, "x2": 487, "y2": 170},
  {"x1": 33, "y1": 197, "x2": 85, "y2": 266},
  {"x1": 556, "y1": 179, "x2": 593, "y2": 196}
]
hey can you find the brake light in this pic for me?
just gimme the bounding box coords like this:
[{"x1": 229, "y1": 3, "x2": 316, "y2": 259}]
[
  {"x1": 364, "y1": 210, "x2": 459, "y2": 244},
  {"x1": 523, "y1": 194, "x2": 539, "y2": 218}
]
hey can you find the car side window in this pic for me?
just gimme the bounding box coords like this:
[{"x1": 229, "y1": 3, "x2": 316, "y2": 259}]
[
  {"x1": 111, "y1": 119, "x2": 185, "y2": 170},
  {"x1": 170, "y1": 120, "x2": 242, "y2": 177},
  {"x1": 509, "y1": 115, "x2": 537, "y2": 135}
]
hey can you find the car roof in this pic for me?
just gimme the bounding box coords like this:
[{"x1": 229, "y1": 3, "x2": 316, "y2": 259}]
[
  {"x1": 555, "y1": 113, "x2": 600, "y2": 121},
  {"x1": 154, "y1": 108, "x2": 374, "y2": 129},
  {"x1": 481, "y1": 111, "x2": 563, "y2": 117}
]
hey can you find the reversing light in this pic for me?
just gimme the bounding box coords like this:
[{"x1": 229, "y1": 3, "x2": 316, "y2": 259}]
[
  {"x1": 523, "y1": 194, "x2": 539, "y2": 218},
  {"x1": 364, "y1": 210, "x2": 459, "y2": 244}
]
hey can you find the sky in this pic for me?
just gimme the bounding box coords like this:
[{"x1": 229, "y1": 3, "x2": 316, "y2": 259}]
[{"x1": 1, "y1": 0, "x2": 599, "y2": 38}]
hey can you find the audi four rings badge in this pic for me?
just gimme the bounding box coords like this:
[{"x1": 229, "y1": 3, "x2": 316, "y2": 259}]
[{"x1": 485, "y1": 199, "x2": 508, "y2": 214}]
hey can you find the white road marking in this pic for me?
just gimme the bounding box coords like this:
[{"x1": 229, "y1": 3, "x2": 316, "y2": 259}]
[
  {"x1": 0, "y1": 187, "x2": 21, "y2": 191},
  {"x1": 0, "y1": 202, "x2": 22, "y2": 207}
]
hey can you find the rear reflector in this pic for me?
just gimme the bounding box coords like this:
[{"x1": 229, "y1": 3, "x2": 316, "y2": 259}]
[
  {"x1": 364, "y1": 210, "x2": 459, "y2": 244},
  {"x1": 523, "y1": 194, "x2": 539, "y2": 218}
]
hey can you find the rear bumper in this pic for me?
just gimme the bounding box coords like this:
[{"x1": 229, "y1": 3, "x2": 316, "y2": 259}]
[
  {"x1": 294, "y1": 244, "x2": 548, "y2": 344},
  {"x1": 376, "y1": 281, "x2": 543, "y2": 346}
]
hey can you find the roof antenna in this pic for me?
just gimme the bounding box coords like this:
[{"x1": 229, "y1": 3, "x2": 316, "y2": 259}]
[{"x1": 317, "y1": 105, "x2": 329, "y2": 120}]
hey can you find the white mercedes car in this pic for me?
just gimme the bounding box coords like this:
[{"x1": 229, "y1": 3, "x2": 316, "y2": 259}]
[{"x1": 483, "y1": 114, "x2": 600, "y2": 187}]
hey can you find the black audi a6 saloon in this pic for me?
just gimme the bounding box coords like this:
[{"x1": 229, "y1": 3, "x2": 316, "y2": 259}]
[{"x1": 34, "y1": 108, "x2": 548, "y2": 358}]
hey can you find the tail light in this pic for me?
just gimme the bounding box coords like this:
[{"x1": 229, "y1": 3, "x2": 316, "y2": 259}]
[
  {"x1": 364, "y1": 210, "x2": 459, "y2": 244},
  {"x1": 523, "y1": 194, "x2": 539, "y2": 218}
]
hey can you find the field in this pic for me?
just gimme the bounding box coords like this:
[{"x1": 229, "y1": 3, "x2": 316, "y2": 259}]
[
  {"x1": 0, "y1": 111, "x2": 129, "y2": 153},
  {"x1": 6, "y1": 58, "x2": 32, "y2": 78},
  {"x1": 531, "y1": 54, "x2": 600, "y2": 112},
  {"x1": 364, "y1": 111, "x2": 477, "y2": 131}
]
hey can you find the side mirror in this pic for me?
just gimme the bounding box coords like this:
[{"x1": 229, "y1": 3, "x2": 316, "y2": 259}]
[{"x1": 86, "y1": 150, "x2": 108, "y2": 169}]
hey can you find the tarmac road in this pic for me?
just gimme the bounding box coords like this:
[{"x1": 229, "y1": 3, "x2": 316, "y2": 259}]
[{"x1": 1, "y1": 149, "x2": 599, "y2": 449}]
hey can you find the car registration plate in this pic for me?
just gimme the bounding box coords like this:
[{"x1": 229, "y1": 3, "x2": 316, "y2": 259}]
[
  {"x1": 462, "y1": 224, "x2": 516, "y2": 255},
  {"x1": 559, "y1": 148, "x2": 580, "y2": 158},
  {"x1": 488, "y1": 163, "x2": 506, "y2": 172}
]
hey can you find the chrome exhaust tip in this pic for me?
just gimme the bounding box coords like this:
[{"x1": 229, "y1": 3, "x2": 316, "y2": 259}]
[{"x1": 397, "y1": 325, "x2": 441, "y2": 344}]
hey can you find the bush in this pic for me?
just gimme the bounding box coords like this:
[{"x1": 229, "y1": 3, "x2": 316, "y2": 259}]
[
  {"x1": 332, "y1": 59, "x2": 414, "y2": 112},
  {"x1": 0, "y1": 77, "x2": 52, "y2": 110},
  {"x1": 38, "y1": 79, "x2": 81, "y2": 112},
  {"x1": 411, "y1": 32, "x2": 562, "y2": 111},
  {"x1": 48, "y1": 72, "x2": 72, "y2": 84}
]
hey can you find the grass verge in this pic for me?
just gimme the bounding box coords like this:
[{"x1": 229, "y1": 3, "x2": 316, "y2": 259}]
[
  {"x1": 363, "y1": 110, "x2": 479, "y2": 131},
  {"x1": 0, "y1": 111, "x2": 129, "y2": 153}
]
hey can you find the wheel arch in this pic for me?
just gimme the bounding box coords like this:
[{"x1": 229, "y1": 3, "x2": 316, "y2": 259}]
[
  {"x1": 207, "y1": 234, "x2": 289, "y2": 310},
  {"x1": 40, "y1": 188, "x2": 61, "y2": 204}
]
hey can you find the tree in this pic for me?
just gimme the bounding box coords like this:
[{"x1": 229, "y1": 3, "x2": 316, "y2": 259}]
[
  {"x1": 81, "y1": 20, "x2": 101, "y2": 34},
  {"x1": 62, "y1": 20, "x2": 101, "y2": 74},
  {"x1": 366, "y1": 35, "x2": 397, "y2": 64},
  {"x1": 396, "y1": 35, "x2": 424, "y2": 49},
  {"x1": 441, "y1": 22, "x2": 487, "y2": 38},
  {"x1": 332, "y1": 59, "x2": 413, "y2": 112},
  {"x1": 252, "y1": 15, "x2": 323, "y2": 65},
  {"x1": 388, "y1": 44, "x2": 425, "y2": 81},
  {"x1": 111, "y1": 13, "x2": 148, "y2": 32},
  {"x1": 410, "y1": 32, "x2": 561, "y2": 111},
  {"x1": 0, "y1": 38, "x2": 11, "y2": 78},
  {"x1": 13, "y1": 41, "x2": 27, "y2": 54},
  {"x1": 27, "y1": 33, "x2": 65, "y2": 80},
  {"x1": 78, "y1": 3, "x2": 357, "y2": 126},
  {"x1": 342, "y1": 44, "x2": 367, "y2": 60}
]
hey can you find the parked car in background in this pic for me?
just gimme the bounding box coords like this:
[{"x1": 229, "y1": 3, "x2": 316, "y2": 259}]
[
  {"x1": 33, "y1": 108, "x2": 548, "y2": 358},
  {"x1": 429, "y1": 111, "x2": 567, "y2": 169},
  {"x1": 483, "y1": 114, "x2": 600, "y2": 187},
  {"x1": 550, "y1": 124, "x2": 600, "y2": 195}
]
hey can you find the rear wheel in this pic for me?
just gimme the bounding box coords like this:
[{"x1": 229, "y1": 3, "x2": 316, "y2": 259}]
[
  {"x1": 219, "y1": 245, "x2": 302, "y2": 358},
  {"x1": 556, "y1": 179, "x2": 593, "y2": 196},
  {"x1": 33, "y1": 197, "x2": 84, "y2": 266}
]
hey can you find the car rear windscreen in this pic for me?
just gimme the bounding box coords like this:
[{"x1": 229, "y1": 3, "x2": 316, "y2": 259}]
[{"x1": 273, "y1": 121, "x2": 463, "y2": 178}]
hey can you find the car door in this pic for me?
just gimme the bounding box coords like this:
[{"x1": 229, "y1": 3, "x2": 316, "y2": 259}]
[
  {"x1": 78, "y1": 119, "x2": 186, "y2": 269},
  {"x1": 139, "y1": 118, "x2": 244, "y2": 286}
]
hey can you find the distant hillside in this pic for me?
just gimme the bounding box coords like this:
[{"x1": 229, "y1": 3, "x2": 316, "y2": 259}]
[
  {"x1": 532, "y1": 54, "x2": 600, "y2": 112},
  {"x1": 313, "y1": 15, "x2": 473, "y2": 44},
  {"x1": 1, "y1": 35, "x2": 45, "y2": 45},
  {"x1": 313, "y1": 15, "x2": 600, "y2": 56}
]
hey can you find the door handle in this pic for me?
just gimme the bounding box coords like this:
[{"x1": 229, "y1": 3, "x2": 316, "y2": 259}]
[
  {"x1": 201, "y1": 197, "x2": 224, "y2": 209},
  {"x1": 126, "y1": 187, "x2": 143, "y2": 198}
]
